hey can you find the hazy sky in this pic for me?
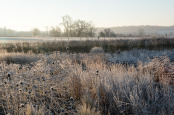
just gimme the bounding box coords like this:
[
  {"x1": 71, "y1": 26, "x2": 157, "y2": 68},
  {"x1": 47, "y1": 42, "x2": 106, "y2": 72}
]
[{"x1": 0, "y1": 0, "x2": 174, "y2": 31}]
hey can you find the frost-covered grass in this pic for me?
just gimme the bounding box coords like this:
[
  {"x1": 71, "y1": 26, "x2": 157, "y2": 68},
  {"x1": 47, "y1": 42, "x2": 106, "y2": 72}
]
[
  {"x1": 107, "y1": 49, "x2": 174, "y2": 65},
  {"x1": 0, "y1": 51, "x2": 174, "y2": 115},
  {"x1": 0, "y1": 51, "x2": 40, "y2": 65}
]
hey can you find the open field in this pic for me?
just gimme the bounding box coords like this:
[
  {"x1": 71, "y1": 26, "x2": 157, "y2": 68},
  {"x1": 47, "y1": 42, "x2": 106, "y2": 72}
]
[{"x1": 0, "y1": 38, "x2": 174, "y2": 115}]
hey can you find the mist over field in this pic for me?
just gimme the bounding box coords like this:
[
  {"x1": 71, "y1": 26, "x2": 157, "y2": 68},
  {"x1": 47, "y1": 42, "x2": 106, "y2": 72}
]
[
  {"x1": 1, "y1": 25, "x2": 174, "y2": 37},
  {"x1": 97, "y1": 25, "x2": 174, "y2": 34}
]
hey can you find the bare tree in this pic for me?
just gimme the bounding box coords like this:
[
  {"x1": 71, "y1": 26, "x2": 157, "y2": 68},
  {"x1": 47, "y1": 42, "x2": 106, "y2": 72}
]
[
  {"x1": 74, "y1": 20, "x2": 88, "y2": 37},
  {"x1": 62, "y1": 15, "x2": 73, "y2": 37},
  {"x1": 99, "y1": 31, "x2": 105, "y2": 37},
  {"x1": 99, "y1": 28, "x2": 116, "y2": 37},
  {"x1": 138, "y1": 29, "x2": 145, "y2": 38},
  {"x1": 61, "y1": 15, "x2": 96, "y2": 37},
  {"x1": 32, "y1": 28, "x2": 40, "y2": 37},
  {"x1": 86, "y1": 22, "x2": 96, "y2": 37},
  {"x1": 50, "y1": 26, "x2": 61, "y2": 37}
]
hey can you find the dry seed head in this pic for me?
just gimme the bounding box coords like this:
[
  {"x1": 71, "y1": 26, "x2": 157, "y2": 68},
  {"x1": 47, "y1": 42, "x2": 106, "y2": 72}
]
[
  {"x1": 96, "y1": 70, "x2": 99, "y2": 76},
  {"x1": 20, "y1": 103, "x2": 25, "y2": 108},
  {"x1": 32, "y1": 86, "x2": 37, "y2": 89},
  {"x1": 42, "y1": 77, "x2": 45, "y2": 81},
  {"x1": 28, "y1": 90, "x2": 32, "y2": 94},
  {"x1": 20, "y1": 81, "x2": 23, "y2": 85},
  {"x1": 4, "y1": 81, "x2": 7, "y2": 84},
  {"x1": 7, "y1": 73, "x2": 11, "y2": 77},
  {"x1": 70, "y1": 97, "x2": 73, "y2": 101},
  {"x1": 19, "y1": 66, "x2": 22, "y2": 70},
  {"x1": 61, "y1": 108, "x2": 65, "y2": 112},
  {"x1": 51, "y1": 87, "x2": 54, "y2": 91},
  {"x1": 33, "y1": 104, "x2": 36, "y2": 108},
  {"x1": 37, "y1": 77, "x2": 40, "y2": 81}
]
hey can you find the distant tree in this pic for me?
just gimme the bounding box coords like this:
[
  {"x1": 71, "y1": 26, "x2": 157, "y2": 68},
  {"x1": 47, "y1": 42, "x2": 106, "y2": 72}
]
[
  {"x1": 4, "y1": 27, "x2": 6, "y2": 37},
  {"x1": 50, "y1": 26, "x2": 61, "y2": 37},
  {"x1": 128, "y1": 34, "x2": 133, "y2": 37},
  {"x1": 62, "y1": 15, "x2": 73, "y2": 37},
  {"x1": 73, "y1": 20, "x2": 87, "y2": 37},
  {"x1": 138, "y1": 29, "x2": 145, "y2": 38},
  {"x1": 86, "y1": 22, "x2": 96, "y2": 37},
  {"x1": 6, "y1": 29, "x2": 15, "y2": 37},
  {"x1": 104, "y1": 28, "x2": 111, "y2": 37},
  {"x1": 61, "y1": 16, "x2": 96, "y2": 37},
  {"x1": 99, "y1": 28, "x2": 116, "y2": 37},
  {"x1": 168, "y1": 32, "x2": 174, "y2": 37},
  {"x1": 32, "y1": 28, "x2": 40, "y2": 36},
  {"x1": 99, "y1": 31, "x2": 105, "y2": 37},
  {"x1": 110, "y1": 31, "x2": 117, "y2": 37},
  {"x1": 74, "y1": 20, "x2": 96, "y2": 37},
  {"x1": 73, "y1": 20, "x2": 95, "y2": 37}
]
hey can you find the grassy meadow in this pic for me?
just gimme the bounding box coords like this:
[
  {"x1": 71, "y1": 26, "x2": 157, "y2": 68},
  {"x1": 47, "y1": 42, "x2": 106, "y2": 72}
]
[{"x1": 0, "y1": 37, "x2": 174, "y2": 115}]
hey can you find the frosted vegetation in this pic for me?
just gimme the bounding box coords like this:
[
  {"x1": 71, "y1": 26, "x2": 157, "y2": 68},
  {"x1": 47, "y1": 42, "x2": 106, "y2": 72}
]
[
  {"x1": 107, "y1": 49, "x2": 174, "y2": 64},
  {"x1": 0, "y1": 38, "x2": 174, "y2": 114},
  {"x1": 0, "y1": 50, "x2": 174, "y2": 114}
]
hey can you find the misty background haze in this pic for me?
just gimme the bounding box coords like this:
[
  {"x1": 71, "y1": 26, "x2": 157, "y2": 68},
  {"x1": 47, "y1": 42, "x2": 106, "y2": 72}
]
[
  {"x1": 0, "y1": 0, "x2": 174, "y2": 37},
  {"x1": 1, "y1": 25, "x2": 174, "y2": 37}
]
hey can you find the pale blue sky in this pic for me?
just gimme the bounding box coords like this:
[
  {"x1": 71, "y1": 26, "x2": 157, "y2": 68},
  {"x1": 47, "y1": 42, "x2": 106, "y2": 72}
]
[{"x1": 0, "y1": 0, "x2": 174, "y2": 31}]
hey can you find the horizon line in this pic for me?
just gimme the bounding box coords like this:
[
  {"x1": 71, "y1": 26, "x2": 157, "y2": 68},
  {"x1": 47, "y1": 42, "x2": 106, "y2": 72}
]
[{"x1": 1, "y1": 25, "x2": 174, "y2": 32}]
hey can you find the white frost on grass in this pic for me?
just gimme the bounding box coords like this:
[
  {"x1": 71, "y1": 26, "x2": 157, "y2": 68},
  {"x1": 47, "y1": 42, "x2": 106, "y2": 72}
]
[{"x1": 106, "y1": 49, "x2": 174, "y2": 64}]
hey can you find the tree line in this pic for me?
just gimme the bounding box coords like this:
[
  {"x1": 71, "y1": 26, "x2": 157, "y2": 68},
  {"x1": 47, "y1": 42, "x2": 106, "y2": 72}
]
[
  {"x1": 0, "y1": 15, "x2": 147, "y2": 37},
  {"x1": 49, "y1": 15, "x2": 96, "y2": 37},
  {"x1": 32, "y1": 15, "x2": 120, "y2": 37},
  {"x1": 2, "y1": 15, "x2": 173, "y2": 38}
]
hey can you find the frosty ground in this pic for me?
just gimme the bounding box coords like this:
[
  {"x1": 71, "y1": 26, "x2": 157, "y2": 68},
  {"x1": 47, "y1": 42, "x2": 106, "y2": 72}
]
[{"x1": 0, "y1": 38, "x2": 174, "y2": 115}]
